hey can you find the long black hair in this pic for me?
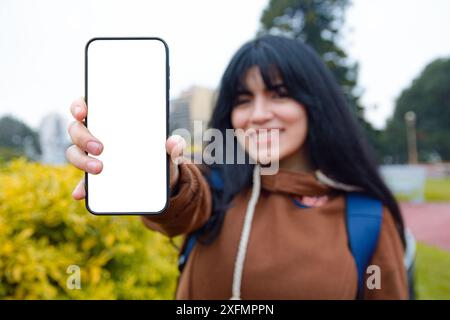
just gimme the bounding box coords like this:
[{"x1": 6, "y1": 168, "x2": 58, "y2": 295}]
[{"x1": 196, "y1": 35, "x2": 406, "y2": 248}]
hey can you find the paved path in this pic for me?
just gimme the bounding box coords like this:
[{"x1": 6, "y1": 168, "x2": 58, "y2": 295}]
[{"x1": 401, "y1": 202, "x2": 450, "y2": 251}]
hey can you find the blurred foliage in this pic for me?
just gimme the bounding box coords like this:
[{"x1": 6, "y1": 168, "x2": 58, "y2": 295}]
[
  {"x1": 0, "y1": 115, "x2": 41, "y2": 159},
  {"x1": 384, "y1": 58, "x2": 450, "y2": 162},
  {"x1": 0, "y1": 147, "x2": 24, "y2": 164},
  {"x1": 416, "y1": 242, "x2": 450, "y2": 299},
  {"x1": 0, "y1": 158, "x2": 180, "y2": 299}
]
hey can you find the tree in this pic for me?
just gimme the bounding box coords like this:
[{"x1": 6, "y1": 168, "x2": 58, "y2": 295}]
[
  {"x1": 0, "y1": 115, "x2": 41, "y2": 162},
  {"x1": 384, "y1": 58, "x2": 450, "y2": 162}
]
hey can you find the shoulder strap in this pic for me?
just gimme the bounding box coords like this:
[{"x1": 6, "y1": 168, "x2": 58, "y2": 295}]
[
  {"x1": 178, "y1": 232, "x2": 198, "y2": 272},
  {"x1": 209, "y1": 167, "x2": 224, "y2": 190},
  {"x1": 345, "y1": 192, "x2": 383, "y2": 299}
]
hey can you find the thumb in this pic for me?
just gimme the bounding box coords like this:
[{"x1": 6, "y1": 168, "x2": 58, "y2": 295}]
[{"x1": 166, "y1": 135, "x2": 187, "y2": 165}]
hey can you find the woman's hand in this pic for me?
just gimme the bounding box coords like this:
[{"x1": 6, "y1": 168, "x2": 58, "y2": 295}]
[
  {"x1": 66, "y1": 97, "x2": 103, "y2": 200},
  {"x1": 165, "y1": 134, "x2": 187, "y2": 192},
  {"x1": 66, "y1": 97, "x2": 186, "y2": 200}
]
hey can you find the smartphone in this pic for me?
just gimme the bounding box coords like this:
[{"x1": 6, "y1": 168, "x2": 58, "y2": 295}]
[{"x1": 84, "y1": 37, "x2": 169, "y2": 215}]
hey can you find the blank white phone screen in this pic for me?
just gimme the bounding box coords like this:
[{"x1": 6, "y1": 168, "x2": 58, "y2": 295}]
[{"x1": 85, "y1": 38, "x2": 168, "y2": 214}]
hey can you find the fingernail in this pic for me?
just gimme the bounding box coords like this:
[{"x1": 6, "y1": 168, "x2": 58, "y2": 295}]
[
  {"x1": 87, "y1": 141, "x2": 103, "y2": 154},
  {"x1": 87, "y1": 160, "x2": 100, "y2": 172},
  {"x1": 171, "y1": 135, "x2": 182, "y2": 144},
  {"x1": 74, "y1": 105, "x2": 82, "y2": 116}
]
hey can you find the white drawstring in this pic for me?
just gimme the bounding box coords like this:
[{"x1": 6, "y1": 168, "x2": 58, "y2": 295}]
[
  {"x1": 230, "y1": 164, "x2": 261, "y2": 300},
  {"x1": 315, "y1": 170, "x2": 363, "y2": 192}
]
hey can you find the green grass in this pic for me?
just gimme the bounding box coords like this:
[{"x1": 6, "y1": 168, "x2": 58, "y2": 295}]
[
  {"x1": 415, "y1": 242, "x2": 450, "y2": 299},
  {"x1": 394, "y1": 178, "x2": 450, "y2": 202},
  {"x1": 425, "y1": 178, "x2": 450, "y2": 202}
]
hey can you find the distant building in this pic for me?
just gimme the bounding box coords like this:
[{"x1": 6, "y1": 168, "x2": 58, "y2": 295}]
[
  {"x1": 39, "y1": 113, "x2": 70, "y2": 164},
  {"x1": 170, "y1": 86, "x2": 216, "y2": 149}
]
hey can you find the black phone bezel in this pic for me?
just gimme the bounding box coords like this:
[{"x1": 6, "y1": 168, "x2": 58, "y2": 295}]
[{"x1": 84, "y1": 37, "x2": 170, "y2": 216}]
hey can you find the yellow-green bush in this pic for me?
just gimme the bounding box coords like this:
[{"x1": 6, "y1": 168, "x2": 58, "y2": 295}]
[{"x1": 0, "y1": 158, "x2": 180, "y2": 299}]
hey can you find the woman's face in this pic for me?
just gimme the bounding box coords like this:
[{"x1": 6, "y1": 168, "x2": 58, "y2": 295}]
[{"x1": 231, "y1": 66, "x2": 308, "y2": 166}]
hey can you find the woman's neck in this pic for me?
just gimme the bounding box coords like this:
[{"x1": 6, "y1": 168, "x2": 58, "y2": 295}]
[{"x1": 279, "y1": 147, "x2": 314, "y2": 173}]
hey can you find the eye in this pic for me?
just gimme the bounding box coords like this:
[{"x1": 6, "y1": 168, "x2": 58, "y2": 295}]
[
  {"x1": 270, "y1": 91, "x2": 283, "y2": 99},
  {"x1": 269, "y1": 86, "x2": 289, "y2": 99},
  {"x1": 234, "y1": 94, "x2": 252, "y2": 106}
]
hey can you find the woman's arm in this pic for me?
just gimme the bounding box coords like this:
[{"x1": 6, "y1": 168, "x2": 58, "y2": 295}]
[{"x1": 141, "y1": 162, "x2": 212, "y2": 238}]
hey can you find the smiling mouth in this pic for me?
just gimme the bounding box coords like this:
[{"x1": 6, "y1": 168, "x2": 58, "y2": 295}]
[
  {"x1": 248, "y1": 128, "x2": 283, "y2": 144},
  {"x1": 249, "y1": 128, "x2": 284, "y2": 135}
]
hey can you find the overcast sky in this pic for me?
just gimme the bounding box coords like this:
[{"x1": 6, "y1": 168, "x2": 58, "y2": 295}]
[{"x1": 1, "y1": 0, "x2": 450, "y2": 130}]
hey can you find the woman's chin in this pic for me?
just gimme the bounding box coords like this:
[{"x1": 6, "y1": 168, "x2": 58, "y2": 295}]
[{"x1": 246, "y1": 149, "x2": 281, "y2": 166}]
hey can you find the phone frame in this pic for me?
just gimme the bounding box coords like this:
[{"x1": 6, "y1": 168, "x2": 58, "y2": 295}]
[{"x1": 84, "y1": 37, "x2": 170, "y2": 216}]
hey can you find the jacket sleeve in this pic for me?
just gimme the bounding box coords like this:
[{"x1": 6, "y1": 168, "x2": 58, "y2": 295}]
[
  {"x1": 141, "y1": 162, "x2": 212, "y2": 238},
  {"x1": 363, "y1": 207, "x2": 409, "y2": 299}
]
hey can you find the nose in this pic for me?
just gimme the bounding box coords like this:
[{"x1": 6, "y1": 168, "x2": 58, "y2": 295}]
[{"x1": 249, "y1": 96, "x2": 273, "y2": 124}]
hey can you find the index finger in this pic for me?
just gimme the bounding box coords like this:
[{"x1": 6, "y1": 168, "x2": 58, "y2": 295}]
[{"x1": 70, "y1": 96, "x2": 88, "y2": 122}]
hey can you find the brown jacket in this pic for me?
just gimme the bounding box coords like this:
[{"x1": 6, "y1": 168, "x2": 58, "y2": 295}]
[{"x1": 142, "y1": 162, "x2": 408, "y2": 300}]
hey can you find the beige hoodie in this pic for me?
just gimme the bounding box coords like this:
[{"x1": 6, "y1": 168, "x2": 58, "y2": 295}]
[{"x1": 142, "y1": 162, "x2": 408, "y2": 300}]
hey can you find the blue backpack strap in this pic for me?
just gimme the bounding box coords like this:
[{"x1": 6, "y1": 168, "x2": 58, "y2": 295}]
[
  {"x1": 209, "y1": 167, "x2": 224, "y2": 190},
  {"x1": 178, "y1": 232, "x2": 198, "y2": 272},
  {"x1": 345, "y1": 193, "x2": 383, "y2": 299}
]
